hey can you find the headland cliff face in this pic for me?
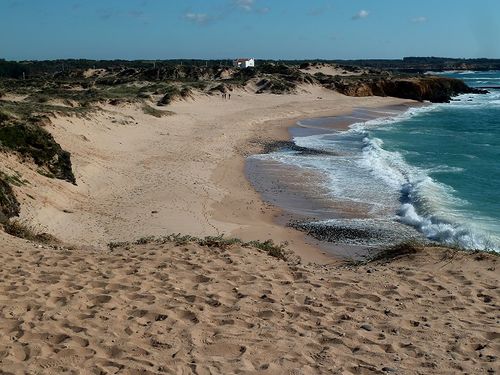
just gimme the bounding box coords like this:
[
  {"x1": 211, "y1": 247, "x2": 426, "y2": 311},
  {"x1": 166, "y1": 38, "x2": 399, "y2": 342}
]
[{"x1": 321, "y1": 76, "x2": 486, "y2": 103}]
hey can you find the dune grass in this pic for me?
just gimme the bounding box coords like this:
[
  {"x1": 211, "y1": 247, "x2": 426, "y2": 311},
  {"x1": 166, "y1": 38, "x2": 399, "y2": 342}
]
[
  {"x1": 108, "y1": 234, "x2": 288, "y2": 260},
  {"x1": 3, "y1": 219, "x2": 57, "y2": 244},
  {"x1": 142, "y1": 104, "x2": 174, "y2": 117}
]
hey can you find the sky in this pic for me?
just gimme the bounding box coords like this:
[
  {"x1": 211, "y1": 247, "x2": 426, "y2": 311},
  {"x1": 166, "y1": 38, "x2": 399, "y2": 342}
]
[{"x1": 1, "y1": 0, "x2": 500, "y2": 61}]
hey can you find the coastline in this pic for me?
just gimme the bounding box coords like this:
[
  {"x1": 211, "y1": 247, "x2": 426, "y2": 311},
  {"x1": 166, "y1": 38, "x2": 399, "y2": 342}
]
[
  {"x1": 7, "y1": 86, "x2": 417, "y2": 264},
  {"x1": 242, "y1": 102, "x2": 423, "y2": 260},
  {"x1": 210, "y1": 99, "x2": 423, "y2": 263},
  {"x1": 1, "y1": 85, "x2": 499, "y2": 374}
]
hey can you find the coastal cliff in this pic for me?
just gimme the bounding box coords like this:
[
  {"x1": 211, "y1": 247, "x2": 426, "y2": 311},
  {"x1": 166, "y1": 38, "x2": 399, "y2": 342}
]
[{"x1": 316, "y1": 75, "x2": 486, "y2": 103}]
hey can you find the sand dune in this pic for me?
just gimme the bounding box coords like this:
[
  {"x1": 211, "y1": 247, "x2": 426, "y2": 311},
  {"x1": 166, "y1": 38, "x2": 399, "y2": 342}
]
[
  {"x1": 8, "y1": 86, "x2": 412, "y2": 262},
  {"x1": 1, "y1": 85, "x2": 498, "y2": 374},
  {"x1": 0, "y1": 233, "x2": 497, "y2": 374}
]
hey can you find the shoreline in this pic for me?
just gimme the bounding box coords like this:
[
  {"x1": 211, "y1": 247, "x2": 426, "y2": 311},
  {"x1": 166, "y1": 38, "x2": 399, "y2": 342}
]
[
  {"x1": 0, "y1": 87, "x2": 498, "y2": 374},
  {"x1": 243, "y1": 102, "x2": 423, "y2": 260},
  {"x1": 5, "y1": 87, "x2": 420, "y2": 264}
]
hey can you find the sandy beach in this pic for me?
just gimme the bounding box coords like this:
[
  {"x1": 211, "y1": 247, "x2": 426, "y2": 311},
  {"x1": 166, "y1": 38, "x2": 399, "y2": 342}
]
[
  {"x1": 2, "y1": 0, "x2": 500, "y2": 372},
  {"x1": 10, "y1": 85, "x2": 414, "y2": 262},
  {"x1": 0, "y1": 86, "x2": 498, "y2": 374}
]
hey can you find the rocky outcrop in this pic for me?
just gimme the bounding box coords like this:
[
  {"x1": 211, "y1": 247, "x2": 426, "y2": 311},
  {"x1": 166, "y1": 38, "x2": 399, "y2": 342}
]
[
  {"x1": 380, "y1": 77, "x2": 486, "y2": 102},
  {"x1": 323, "y1": 76, "x2": 486, "y2": 103}
]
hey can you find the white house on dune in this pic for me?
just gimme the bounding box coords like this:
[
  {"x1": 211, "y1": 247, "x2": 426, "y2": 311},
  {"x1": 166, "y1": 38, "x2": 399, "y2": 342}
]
[{"x1": 233, "y1": 58, "x2": 255, "y2": 68}]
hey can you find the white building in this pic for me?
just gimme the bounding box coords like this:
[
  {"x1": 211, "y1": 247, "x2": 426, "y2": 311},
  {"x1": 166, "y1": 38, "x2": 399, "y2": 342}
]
[{"x1": 233, "y1": 58, "x2": 255, "y2": 68}]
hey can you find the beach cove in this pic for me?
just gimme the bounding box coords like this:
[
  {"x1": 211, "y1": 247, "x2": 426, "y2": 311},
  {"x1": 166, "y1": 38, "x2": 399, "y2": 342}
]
[
  {"x1": 0, "y1": 78, "x2": 498, "y2": 374},
  {"x1": 10, "y1": 85, "x2": 416, "y2": 263}
]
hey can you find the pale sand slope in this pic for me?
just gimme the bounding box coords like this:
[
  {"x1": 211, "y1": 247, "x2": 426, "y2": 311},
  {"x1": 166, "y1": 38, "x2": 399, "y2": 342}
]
[
  {"x1": 12, "y1": 86, "x2": 412, "y2": 262},
  {"x1": 299, "y1": 64, "x2": 367, "y2": 77},
  {"x1": 0, "y1": 232, "x2": 497, "y2": 374}
]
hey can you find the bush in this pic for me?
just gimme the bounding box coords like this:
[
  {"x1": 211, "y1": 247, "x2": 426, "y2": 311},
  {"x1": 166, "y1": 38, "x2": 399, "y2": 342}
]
[
  {"x1": 3, "y1": 219, "x2": 57, "y2": 243},
  {"x1": 0, "y1": 122, "x2": 76, "y2": 184},
  {"x1": 0, "y1": 178, "x2": 20, "y2": 223},
  {"x1": 244, "y1": 239, "x2": 287, "y2": 260},
  {"x1": 157, "y1": 86, "x2": 181, "y2": 106},
  {"x1": 142, "y1": 104, "x2": 173, "y2": 118},
  {"x1": 371, "y1": 240, "x2": 421, "y2": 262},
  {"x1": 107, "y1": 234, "x2": 288, "y2": 260}
]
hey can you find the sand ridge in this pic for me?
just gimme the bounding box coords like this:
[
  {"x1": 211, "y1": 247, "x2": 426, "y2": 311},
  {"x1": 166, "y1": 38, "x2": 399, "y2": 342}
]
[{"x1": 0, "y1": 233, "x2": 497, "y2": 374}]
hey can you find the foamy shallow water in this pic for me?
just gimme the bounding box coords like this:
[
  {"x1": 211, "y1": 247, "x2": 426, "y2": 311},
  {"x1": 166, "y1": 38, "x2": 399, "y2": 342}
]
[{"x1": 251, "y1": 72, "x2": 500, "y2": 252}]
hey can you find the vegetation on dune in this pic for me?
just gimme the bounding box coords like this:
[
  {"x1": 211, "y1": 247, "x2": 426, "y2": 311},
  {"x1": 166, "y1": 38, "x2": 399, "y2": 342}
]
[
  {"x1": 157, "y1": 85, "x2": 192, "y2": 106},
  {"x1": 370, "y1": 240, "x2": 421, "y2": 262},
  {"x1": 256, "y1": 77, "x2": 297, "y2": 94},
  {"x1": 2, "y1": 58, "x2": 499, "y2": 79},
  {"x1": 1, "y1": 58, "x2": 484, "y2": 106},
  {"x1": 3, "y1": 219, "x2": 57, "y2": 244},
  {"x1": 0, "y1": 121, "x2": 76, "y2": 184},
  {"x1": 0, "y1": 178, "x2": 20, "y2": 223},
  {"x1": 0, "y1": 170, "x2": 28, "y2": 187},
  {"x1": 108, "y1": 234, "x2": 288, "y2": 260},
  {"x1": 141, "y1": 104, "x2": 174, "y2": 117}
]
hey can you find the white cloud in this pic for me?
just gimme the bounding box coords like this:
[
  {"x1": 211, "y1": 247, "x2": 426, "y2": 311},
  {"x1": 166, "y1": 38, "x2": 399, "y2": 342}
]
[
  {"x1": 233, "y1": 0, "x2": 254, "y2": 12},
  {"x1": 184, "y1": 0, "x2": 268, "y2": 26},
  {"x1": 184, "y1": 12, "x2": 211, "y2": 25},
  {"x1": 412, "y1": 16, "x2": 428, "y2": 23},
  {"x1": 352, "y1": 9, "x2": 369, "y2": 20}
]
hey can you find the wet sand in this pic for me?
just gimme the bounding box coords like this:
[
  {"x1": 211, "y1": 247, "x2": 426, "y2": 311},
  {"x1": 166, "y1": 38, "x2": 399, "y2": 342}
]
[{"x1": 245, "y1": 103, "x2": 425, "y2": 259}]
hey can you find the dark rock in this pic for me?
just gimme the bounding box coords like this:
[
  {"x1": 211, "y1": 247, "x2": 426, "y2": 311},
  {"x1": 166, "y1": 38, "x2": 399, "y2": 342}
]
[
  {"x1": 382, "y1": 367, "x2": 397, "y2": 373},
  {"x1": 360, "y1": 324, "x2": 373, "y2": 331},
  {"x1": 329, "y1": 76, "x2": 486, "y2": 103}
]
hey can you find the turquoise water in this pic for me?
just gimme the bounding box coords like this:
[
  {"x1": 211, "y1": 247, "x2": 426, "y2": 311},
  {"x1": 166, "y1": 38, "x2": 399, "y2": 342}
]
[
  {"x1": 368, "y1": 71, "x2": 500, "y2": 250},
  {"x1": 253, "y1": 71, "x2": 500, "y2": 251}
]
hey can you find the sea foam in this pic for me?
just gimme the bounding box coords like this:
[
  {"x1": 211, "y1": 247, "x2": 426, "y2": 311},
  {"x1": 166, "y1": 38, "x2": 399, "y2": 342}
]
[{"x1": 252, "y1": 78, "x2": 500, "y2": 252}]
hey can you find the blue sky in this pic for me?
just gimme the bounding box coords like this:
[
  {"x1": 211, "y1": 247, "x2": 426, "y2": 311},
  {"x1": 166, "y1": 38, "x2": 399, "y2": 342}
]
[{"x1": 1, "y1": 0, "x2": 499, "y2": 60}]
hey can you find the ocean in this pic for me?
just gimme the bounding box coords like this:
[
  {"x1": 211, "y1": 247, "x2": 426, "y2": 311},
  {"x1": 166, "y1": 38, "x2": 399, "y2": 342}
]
[{"x1": 249, "y1": 71, "x2": 500, "y2": 252}]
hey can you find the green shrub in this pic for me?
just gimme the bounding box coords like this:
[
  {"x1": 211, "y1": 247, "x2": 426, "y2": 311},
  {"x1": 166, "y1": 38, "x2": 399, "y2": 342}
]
[
  {"x1": 0, "y1": 178, "x2": 20, "y2": 223},
  {"x1": 371, "y1": 240, "x2": 421, "y2": 262},
  {"x1": 197, "y1": 235, "x2": 242, "y2": 250},
  {"x1": 3, "y1": 219, "x2": 56, "y2": 243},
  {"x1": 107, "y1": 234, "x2": 288, "y2": 260},
  {"x1": 244, "y1": 239, "x2": 287, "y2": 260},
  {"x1": 0, "y1": 122, "x2": 76, "y2": 184},
  {"x1": 142, "y1": 104, "x2": 174, "y2": 117},
  {"x1": 156, "y1": 84, "x2": 193, "y2": 106}
]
